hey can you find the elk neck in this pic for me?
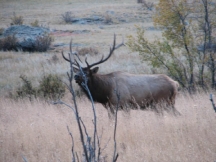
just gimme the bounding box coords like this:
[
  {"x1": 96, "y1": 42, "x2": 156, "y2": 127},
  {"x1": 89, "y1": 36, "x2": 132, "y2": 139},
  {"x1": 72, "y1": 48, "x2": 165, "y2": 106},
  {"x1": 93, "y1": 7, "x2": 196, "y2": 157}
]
[{"x1": 81, "y1": 73, "x2": 113, "y2": 104}]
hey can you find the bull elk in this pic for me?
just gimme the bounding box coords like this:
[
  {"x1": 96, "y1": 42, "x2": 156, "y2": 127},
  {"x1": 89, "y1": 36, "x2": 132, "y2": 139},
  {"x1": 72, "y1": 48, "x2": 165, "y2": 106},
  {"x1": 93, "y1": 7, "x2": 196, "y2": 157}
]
[{"x1": 62, "y1": 34, "x2": 181, "y2": 116}]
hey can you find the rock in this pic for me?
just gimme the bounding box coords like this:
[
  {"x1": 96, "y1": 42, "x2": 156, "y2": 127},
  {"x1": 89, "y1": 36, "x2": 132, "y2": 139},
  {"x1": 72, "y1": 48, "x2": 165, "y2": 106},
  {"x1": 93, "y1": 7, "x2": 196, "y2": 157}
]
[
  {"x1": 71, "y1": 16, "x2": 104, "y2": 25},
  {"x1": 3, "y1": 25, "x2": 50, "y2": 51}
]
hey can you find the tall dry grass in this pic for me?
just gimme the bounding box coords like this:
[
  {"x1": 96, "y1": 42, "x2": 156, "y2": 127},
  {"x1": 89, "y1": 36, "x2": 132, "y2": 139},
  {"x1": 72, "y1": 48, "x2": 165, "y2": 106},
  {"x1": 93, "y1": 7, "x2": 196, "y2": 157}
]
[
  {"x1": 0, "y1": 0, "x2": 216, "y2": 161},
  {"x1": 0, "y1": 91, "x2": 216, "y2": 162}
]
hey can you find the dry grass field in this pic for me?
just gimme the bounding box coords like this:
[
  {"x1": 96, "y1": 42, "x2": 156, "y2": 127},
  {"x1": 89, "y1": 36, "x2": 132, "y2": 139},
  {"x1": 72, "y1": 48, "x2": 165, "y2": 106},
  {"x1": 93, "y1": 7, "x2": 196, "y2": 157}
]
[{"x1": 0, "y1": 0, "x2": 216, "y2": 162}]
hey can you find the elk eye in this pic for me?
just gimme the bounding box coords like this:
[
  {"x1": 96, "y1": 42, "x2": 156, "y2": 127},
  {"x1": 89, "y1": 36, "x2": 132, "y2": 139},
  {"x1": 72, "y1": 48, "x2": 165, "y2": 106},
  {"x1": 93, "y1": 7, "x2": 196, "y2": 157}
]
[{"x1": 74, "y1": 75, "x2": 79, "y2": 80}]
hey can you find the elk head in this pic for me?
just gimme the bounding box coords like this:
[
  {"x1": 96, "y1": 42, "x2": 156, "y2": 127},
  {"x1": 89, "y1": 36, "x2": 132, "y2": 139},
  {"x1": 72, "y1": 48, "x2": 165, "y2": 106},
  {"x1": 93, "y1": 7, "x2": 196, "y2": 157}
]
[{"x1": 62, "y1": 34, "x2": 125, "y2": 86}]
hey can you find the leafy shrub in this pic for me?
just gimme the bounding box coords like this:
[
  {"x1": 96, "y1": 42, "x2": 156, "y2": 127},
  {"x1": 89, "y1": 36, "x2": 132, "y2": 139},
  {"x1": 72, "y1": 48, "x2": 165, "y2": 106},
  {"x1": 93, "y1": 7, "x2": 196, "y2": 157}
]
[
  {"x1": 34, "y1": 34, "x2": 53, "y2": 52},
  {"x1": 0, "y1": 35, "x2": 18, "y2": 51},
  {"x1": 10, "y1": 12, "x2": 24, "y2": 25},
  {"x1": 16, "y1": 75, "x2": 37, "y2": 101},
  {"x1": 61, "y1": 11, "x2": 74, "y2": 23},
  {"x1": 12, "y1": 74, "x2": 65, "y2": 101},
  {"x1": 38, "y1": 74, "x2": 65, "y2": 100},
  {"x1": 76, "y1": 46, "x2": 99, "y2": 56}
]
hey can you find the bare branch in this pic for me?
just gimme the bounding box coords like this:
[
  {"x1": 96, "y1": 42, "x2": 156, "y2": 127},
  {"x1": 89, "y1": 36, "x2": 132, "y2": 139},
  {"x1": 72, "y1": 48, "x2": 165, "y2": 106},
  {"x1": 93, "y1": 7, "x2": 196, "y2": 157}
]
[
  {"x1": 113, "y1": 86, "x2": 120, "y2": 162},
  {"x1": 210, "y1": 94, "x2": 216, "y2": 112},
  {"x1": 67, "y1": 126, "x2": 76, "y2": 162}
]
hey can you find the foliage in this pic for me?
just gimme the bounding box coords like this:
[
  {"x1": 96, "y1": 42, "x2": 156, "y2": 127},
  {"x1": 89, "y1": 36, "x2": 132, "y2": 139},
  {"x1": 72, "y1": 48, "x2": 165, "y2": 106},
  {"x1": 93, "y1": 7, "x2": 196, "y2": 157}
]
[
  {"x1": 128, "y1": 0, "x2": 216, "y2": 91},
  {"x1": 0, "y1": 35, "x2": 18, "y2": 51},
  {"x1": 13, "y1": 74, "x2": 65, "y2": 101},
  {"x1": 10, "y1": 12, "x2": 24, "y2": 25},
  {"x1": 127, "y1": 27, "x2": 188, "y2": 88},
  {"x1": 16, "y1": 75, "x2": 37, "y2": 101},
  {"x1": 38, "y1": 74, "x2": 65, "y2": 100}
]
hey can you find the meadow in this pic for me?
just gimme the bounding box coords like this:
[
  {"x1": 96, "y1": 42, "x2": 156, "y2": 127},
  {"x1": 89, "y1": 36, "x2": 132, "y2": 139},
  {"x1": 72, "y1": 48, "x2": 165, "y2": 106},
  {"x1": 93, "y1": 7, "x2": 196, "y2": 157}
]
[{"x1": 0, "y1": 0, "x2": 216, "y2": 161}]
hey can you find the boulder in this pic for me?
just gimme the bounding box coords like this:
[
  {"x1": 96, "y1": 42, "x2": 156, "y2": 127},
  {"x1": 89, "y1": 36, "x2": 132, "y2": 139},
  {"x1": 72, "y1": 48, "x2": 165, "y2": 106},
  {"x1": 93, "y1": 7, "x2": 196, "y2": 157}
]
[{"x1": 3, "y1": 25, "x2": 50, "y2": 51}]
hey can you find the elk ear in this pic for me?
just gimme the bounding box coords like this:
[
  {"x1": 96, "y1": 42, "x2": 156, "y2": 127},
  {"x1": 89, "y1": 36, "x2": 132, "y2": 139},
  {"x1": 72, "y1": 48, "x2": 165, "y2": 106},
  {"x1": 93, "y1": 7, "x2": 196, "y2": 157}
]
[{"x1": 92, "y1": 67, "x2": 99, "y2": 74}]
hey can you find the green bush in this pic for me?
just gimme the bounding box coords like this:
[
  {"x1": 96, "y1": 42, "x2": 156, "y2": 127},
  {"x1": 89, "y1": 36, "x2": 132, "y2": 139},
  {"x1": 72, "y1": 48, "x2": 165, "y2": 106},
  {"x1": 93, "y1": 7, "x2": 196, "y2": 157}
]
[
  {"x1": 13, "y1": 74, "x2": 65, "y2": 101},
  {"x1": 38, "y1": 74, "x2": 65, "y2": 100},
  {"x1": 16, "y1": 75, "x2": 37, "y2": 101}
]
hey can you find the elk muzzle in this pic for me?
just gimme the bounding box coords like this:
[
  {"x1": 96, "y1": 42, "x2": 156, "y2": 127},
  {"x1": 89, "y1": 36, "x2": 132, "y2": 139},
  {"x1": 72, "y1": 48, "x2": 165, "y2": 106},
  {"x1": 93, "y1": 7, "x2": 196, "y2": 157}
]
[{"x1": 74, "y1": 74, "x2": 84, "y2": 84}]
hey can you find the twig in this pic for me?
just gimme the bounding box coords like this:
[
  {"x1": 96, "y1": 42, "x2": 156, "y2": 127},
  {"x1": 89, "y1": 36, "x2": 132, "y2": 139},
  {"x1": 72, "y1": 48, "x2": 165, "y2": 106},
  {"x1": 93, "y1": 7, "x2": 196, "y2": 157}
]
[
  {"x1": 210, "y1": 94, "x2": 216, "y2": 112},
  {"x1": 22, "y1": 155, "x2": 28, "y2": 162},
  {"x1": 113, "y1": 88, "x2": 120, "y2": 162},
  {"x1": 67, "y1": 126, "x2": 76, "y2": 162}
]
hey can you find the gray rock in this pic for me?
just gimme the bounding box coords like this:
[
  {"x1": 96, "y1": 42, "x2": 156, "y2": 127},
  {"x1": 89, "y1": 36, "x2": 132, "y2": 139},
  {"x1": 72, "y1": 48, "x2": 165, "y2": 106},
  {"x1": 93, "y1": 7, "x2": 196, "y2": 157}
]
[
  {"x1": 3, "y1": 25, "x2": 50, "y2": 51},
  {"x1": 71, "y1": 16, "x2": 104, "y2": 25}
]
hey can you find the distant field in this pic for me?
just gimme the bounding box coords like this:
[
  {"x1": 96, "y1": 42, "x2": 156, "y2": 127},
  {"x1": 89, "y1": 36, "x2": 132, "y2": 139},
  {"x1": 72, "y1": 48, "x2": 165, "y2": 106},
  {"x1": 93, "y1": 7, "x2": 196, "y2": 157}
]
[{"x1": 0, "y1": 0, "x2": 216, "y2": 162}]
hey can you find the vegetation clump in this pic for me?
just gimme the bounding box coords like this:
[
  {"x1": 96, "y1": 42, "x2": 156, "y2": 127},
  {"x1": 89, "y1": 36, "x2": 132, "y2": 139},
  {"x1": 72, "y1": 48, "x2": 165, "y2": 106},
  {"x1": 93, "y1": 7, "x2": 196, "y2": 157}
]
[
  {"x1": 10, "y1": 12, "x2": 24, "y2": 25},
  {"x1": 38, "y1": 74, "x2": 65, "y2": 100},
  {"x1": 34, "y1": 34, "x2": 53, "y2": 52},
  {"x1": 128, "y1": 0, "x2": 216, "y2": 91},
  {"x1": 76, "y1": 46, "x2": 99, "y2": 56},
  {"x1": 0, "y1": 35, "x2": 18, "y2": 51},
  {"x1": 61, "y1": 11, "x2": 74, "y2": 23},
  {"x1": 12, "y1": 74, "x2": 65, "y2": 101}
]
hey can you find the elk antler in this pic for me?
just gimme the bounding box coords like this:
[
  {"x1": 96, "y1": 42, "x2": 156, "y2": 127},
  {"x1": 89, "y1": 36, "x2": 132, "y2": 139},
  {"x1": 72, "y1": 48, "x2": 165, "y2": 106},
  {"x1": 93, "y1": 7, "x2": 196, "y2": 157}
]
[
  {"x1": 85, "y1": 34, "x2": 125, "y2": 69},
  {"x1": 62, "y1": 39, "x2": 82, "y2": 69}
]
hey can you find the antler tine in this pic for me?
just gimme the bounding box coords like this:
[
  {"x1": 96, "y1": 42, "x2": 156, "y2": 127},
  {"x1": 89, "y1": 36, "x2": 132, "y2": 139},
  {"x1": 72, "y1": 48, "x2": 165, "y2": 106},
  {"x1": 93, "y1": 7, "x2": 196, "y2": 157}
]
[
  {"x1": 114, "y1": 35, "x2": 125, "y2": 50},
  {"x1": 86, "y1": 34, "x2": 124, "y2": 69},
  {"x1": 85, "y1": 57, "x2": 90, "y2": 67},
  {"x1": 62, "y1": 51, "x2": 79, "y2": 68},
  {"x1": 70, "y1": 39, "x2": 83, "y2": 63},
  {"x1": 62, "y1": 38, "x2": 82, "y2": 69}
]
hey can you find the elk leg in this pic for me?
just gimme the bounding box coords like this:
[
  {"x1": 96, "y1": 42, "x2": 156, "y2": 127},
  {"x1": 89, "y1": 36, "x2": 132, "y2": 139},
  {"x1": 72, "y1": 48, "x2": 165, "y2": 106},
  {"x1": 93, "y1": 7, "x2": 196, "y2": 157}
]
[{"x1": 166, "y1": 99, "x2": 181, "y2": 116}]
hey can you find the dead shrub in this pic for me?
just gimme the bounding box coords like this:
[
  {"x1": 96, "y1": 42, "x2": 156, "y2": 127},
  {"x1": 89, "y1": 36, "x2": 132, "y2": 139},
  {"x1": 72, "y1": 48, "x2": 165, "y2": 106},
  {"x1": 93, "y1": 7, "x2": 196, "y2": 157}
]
[
  {"x1": 30, "y1": 20, "x2": 40, "y2": 27},
  {"x1": 61, "y1": 11, "x2": 74, "y2": 23},
  {"x1": 0, "y1": 28, "x2": 4, "y2": 35},
  {"x1": 34, "y1": 34, "x2": 53, "y2": 52},
  {"x1": 0, "y1": 35, "x2": 18, "y2": 51},
  {"x1": 104, "y1": 14, "x2": 113, "y2": 24},
  {"x1": 137, "y1": 0, "x2": 154, "y2": 10},
  {"x1": 76, "y1": 46, "x2": 99, "y2": 56},
  {"x1": 10, "y1": 12, "x2": 24, "y2": 25},
  {"x1": 47, "y1": 55, "x2": 59, "y2": 64}
]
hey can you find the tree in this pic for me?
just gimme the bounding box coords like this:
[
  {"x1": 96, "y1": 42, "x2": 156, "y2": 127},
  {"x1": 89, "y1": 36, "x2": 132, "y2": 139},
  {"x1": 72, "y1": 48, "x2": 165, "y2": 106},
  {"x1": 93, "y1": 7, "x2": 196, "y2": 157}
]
[
  {"x1": 127, "y1": 0, "x2": 216, "y2": 91},
  {"x1": 193, "y1": 0, "x2": 216, "y2": 88}
]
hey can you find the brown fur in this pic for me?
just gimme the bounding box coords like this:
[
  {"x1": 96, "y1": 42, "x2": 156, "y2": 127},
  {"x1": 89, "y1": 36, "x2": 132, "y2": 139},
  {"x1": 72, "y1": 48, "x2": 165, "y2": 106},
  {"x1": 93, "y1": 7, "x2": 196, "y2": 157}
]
[{"x1": 75, "y1": 69, "x2": 181, "y2": 116}]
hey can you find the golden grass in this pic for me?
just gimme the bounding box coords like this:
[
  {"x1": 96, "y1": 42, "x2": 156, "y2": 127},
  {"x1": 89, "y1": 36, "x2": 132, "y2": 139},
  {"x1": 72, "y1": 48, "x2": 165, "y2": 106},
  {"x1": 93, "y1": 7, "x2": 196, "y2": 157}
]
[
  {"x1": 0, "y1": 92, "x2": 216, "y2": 162},
  {"x1": 0, "y1": 0, "x2": 216, "y2": 161}
]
